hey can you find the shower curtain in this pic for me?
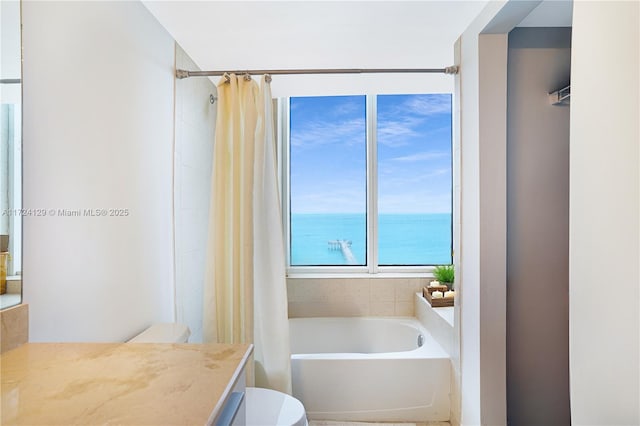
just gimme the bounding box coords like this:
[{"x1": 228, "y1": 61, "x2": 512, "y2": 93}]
[{"x1": 203, "y1": 73, "x2": 292, "y2": 394}]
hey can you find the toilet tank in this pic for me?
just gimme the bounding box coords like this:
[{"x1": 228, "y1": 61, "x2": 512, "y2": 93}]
[{"x1": 128, "y1": 323, "x2": 190, "y2": 343}]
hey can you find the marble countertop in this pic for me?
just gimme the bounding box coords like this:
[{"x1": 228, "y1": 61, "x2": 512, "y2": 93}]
[{"x1": 1, "y1": 342, "x2": 252, "y2": 425}]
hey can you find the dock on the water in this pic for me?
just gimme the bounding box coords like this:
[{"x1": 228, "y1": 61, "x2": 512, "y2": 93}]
[{"x1": 328, "y1": 239, "x2": 358, "y2": 265}]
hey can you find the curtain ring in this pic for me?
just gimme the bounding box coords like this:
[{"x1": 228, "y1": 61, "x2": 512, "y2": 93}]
[
  {"x1": 223, "y1": 72, "x2": 231, "y2": 84},
  {"x1": 265, "y1": 74, "x2": 272, "y2": 83},
  {"x1": 243, "y1": 72, "x2": 252, "y2": 81}
]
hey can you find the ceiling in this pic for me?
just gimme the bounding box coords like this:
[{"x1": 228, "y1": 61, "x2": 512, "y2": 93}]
[
  {"x1": 142, "y1": 1, "x2": 489, "y2": 96},
  {"x1": 517, "y1": 0, "x2": 572, "y2": 27},
  {"x1": 142, "y1": 1, "x2": 572, "y2": 96}
]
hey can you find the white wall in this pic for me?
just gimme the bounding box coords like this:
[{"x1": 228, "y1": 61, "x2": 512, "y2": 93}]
[
  {"x1": 142, "y1": 1, "x2": 489, "y2": 98},
  {"x1": 477, "y1": 33, "x2": 509, "y2": 426},
  {"x1": 569, "y1": 1, "x2": 639, "y2": 424},
  {"x1": 22, "y1": 1, "x2": 176, "y2": 341},
  {"x1": 0, "y1": 0, "x2": 20, "y2": 79},
  {"x1": 506, "y1": 27, "x2": 571, "y2": 425},
  {"x1": 454, "y1": 1, "x2": 577, "y2": 424},
  {"x1": 174, "y1": 45, "x2": 216, "y2": 344},
  {"x1": 0, "y1": 0, "x2": 21, "y2": 104},
  {"x1": 456, "y1": 3, "x2": 509, "y2": 424},
  {"x1": 1, "y1": 0, "x2": 22, "y2": 277}
]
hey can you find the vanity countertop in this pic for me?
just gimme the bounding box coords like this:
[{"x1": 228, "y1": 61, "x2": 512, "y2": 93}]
[{"x1": 1, "y1": 342, "x2": 253, "y2": 425}]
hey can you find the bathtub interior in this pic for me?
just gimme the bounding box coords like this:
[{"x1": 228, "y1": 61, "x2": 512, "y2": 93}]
[{"x1": 289, "y1": 317, "x2": 447, "y2": 357}]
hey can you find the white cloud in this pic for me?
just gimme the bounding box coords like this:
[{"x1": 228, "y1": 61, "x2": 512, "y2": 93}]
[
  {"x1": 376, "y1": 95, "x2": 451, "y2": 147},
  {"x1": 331, "y1": 99, "x2": 362, "y2": 117},
  {"x1": 291, "y1": 117, "x2": 366, "y2": 148},
  {"x1": 390, "y1": 151, "x2": 449, "y2": 162},
  {"x1": 376, "y1": 116, "x2": 423, "y2": 147},
  {"x1": 403, "y1": 95, "x2": 451, "y2": 116}
]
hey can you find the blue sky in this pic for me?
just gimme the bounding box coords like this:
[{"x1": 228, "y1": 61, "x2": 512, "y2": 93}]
[{"x1": 290, "y1": 94, "x2": 452, "y2": 214}]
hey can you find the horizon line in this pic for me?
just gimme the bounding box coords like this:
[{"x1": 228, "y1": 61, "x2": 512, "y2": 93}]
[{"x1": 290, "y1": 211, "x2": 452, "y2": 215}]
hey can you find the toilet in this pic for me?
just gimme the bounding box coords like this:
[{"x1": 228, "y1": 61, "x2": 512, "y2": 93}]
[
  {"x1": 245, "y1": 387, "x2": 307, "y2": 426},
  {"x1": 128, "y1": 323, "x2": 308, "y2": 426}
]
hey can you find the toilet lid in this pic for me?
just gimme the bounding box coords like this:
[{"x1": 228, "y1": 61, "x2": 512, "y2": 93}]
[{"x1": 245, "y1": 387, "x2": 307, "y2": 426}]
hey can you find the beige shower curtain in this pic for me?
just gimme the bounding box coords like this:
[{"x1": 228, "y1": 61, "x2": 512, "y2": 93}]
[{"x1": 203, "y1": 73, "x2": 292, "y2": 394}]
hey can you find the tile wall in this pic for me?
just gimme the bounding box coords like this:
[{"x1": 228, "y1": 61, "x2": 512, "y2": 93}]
[
  {"x1": 174, "y1": 45, "x2": 216, "y2": 343},
  {"x1": 287, "y1": 277, "x2": 429, "y2": 318}
]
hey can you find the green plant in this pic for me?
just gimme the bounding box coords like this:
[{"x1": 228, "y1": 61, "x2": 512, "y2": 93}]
[{"x1": 433, "y1": 265, "x2": 454, "y2": 289}]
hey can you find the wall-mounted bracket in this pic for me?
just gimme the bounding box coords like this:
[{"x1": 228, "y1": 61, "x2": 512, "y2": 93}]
[{"x1": 549, "y1": 85, "x2": 570, "y2": 105}]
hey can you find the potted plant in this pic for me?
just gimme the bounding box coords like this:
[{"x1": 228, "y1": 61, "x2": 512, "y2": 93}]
[{"x1": 433, "y1": 265, "x2": 454, "y2": 290}]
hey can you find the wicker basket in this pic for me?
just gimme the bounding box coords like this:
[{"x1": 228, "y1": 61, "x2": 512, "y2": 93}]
[
  {"x1": 422, "y1": 286, "x2": 454, "y2": 307},
  {"x1": 0, "y1": 252, "x2": 8, "y2": 295}
]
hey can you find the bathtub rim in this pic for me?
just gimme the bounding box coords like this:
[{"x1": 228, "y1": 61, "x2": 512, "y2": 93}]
[{"x1": 289, "y1": 316, "x2": 449, "y2": 360}]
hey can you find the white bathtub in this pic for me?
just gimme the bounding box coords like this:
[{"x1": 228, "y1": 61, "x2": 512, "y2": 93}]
[{"x1": 289, "y1": 317, "x2": 450, "y2": 422}]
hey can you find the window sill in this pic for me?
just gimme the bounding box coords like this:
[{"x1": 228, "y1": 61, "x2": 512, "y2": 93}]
[
  {"x1": 287, "y1": 271, "x2": 433, "y2": 279},
  {"x1": 416, "y1": 292, "x2": 454, "y2": 327}
]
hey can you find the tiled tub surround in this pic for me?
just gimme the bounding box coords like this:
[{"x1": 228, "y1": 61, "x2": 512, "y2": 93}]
[
  {"x1": 287, "y1": 277, "x2": 428, "y2": 318},
  {"x1": 173, "y1": 44, "x2": 217, "y2": 343}
]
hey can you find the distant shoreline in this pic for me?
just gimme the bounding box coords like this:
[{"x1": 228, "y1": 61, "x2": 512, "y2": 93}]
[{"x1": 291, "y1": 212, "x2": 452, "y2": 216}]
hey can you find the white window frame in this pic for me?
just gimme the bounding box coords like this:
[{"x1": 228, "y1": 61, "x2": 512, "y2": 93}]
[{"x1": 280, "y1": 95, "x2": 451, "y2": 278}]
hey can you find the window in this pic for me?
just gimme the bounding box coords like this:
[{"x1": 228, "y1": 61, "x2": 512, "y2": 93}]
[{"x1": 285, "y1": 94, "x2": 452, "y2": 272}]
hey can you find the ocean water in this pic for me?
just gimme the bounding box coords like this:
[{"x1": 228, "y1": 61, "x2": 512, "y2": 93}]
[{"x1": 291, "y1": 213, "x2": 452, "y2": 266}]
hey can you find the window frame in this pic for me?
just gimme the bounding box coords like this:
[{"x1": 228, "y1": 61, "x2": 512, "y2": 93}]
[{"x1": 280, "y1": 94, "x2": 452, "y2": 278}]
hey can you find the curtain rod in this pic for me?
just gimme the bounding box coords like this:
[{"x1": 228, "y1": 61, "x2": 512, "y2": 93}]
[{"x1": 175, "y1": 66, "x2": 459, "y2": 79}]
